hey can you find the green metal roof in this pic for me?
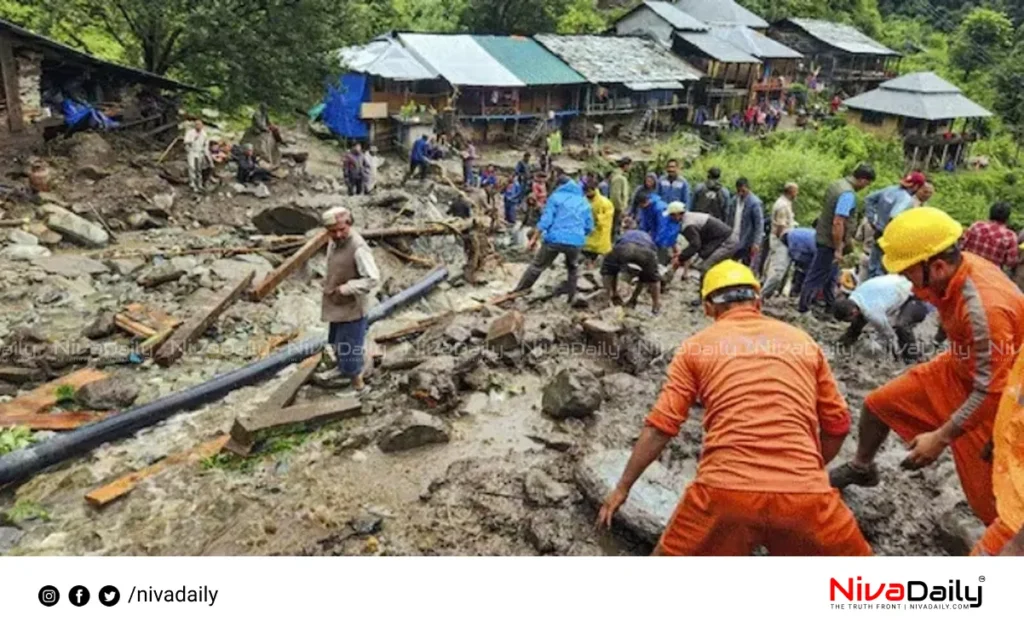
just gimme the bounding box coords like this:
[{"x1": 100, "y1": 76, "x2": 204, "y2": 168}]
[{"x1": 472, "y1": 35, "x2": 585, "y2": 86}]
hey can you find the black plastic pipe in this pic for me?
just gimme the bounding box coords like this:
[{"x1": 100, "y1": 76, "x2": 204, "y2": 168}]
[{"x1": 0, "y1": 266, "x2": 449, "y2": 486}]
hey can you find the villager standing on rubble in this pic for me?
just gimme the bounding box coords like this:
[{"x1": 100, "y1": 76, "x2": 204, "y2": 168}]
[
  {"x1": 727, "y1": 178, "x2": 764, "y2": 267},
  {"x1": 184, "y1": 118, "x2": 212, "y2": 194},
  {"x1": 609, "y1": 157, "x2": 631, "y2": 241},
  {"x1": 582, "y1": 181, "x2": 614, "y2": 268},
  {"x1": 832, "y1": 275, "x2": 928, "y2": 363},
  {"x1": 671, "y1": 204, "x2": 738, "y2": 293},
  {"x1": 960, "y1": 202, "x2": 1019, "y2": 274},
  {"x1": 862, "y1": 171, "x2": 926, "y2": 278},
  {"x1": 830, "y1": 208, "x2": 1024, "y2": 528},
  {"x1": 514, "y1": 175, "x2": 593, "y2": 306},
  {"x1": 628, "y1": 173, "x2": 659, "y2": 225},
  {"x1": 343, "y1": 143, "x2": 370, "y2": 195},
  {"x1": 798, "y1": 164, "x2": 876, "y2": 315},
  {"x1": 402, "y1": 134, "x2": 430, "y2": 184},
  {"x1": 321, "y1": 208, "x2": 380, "y2": 396},
  {"x1": 691, "y1": 167, "x2": 731, "y2": 224},
  {"x1": 601, "y1": 229, "x2": 662, "y2": 315},
  {"x1": 657, "y1": 159, "x2": 690, "y2": 209},
  {"x1": 599, "y1": 261, "x2": 870, "y2": 555}
]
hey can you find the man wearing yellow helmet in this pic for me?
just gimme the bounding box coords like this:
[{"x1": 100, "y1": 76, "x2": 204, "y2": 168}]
[
  {"x1": 831, "y1": 207, "x2": 1024, "y2": 529},
  {"x1": 598, "y1": 261, "x2": 870, "y2": 555}
]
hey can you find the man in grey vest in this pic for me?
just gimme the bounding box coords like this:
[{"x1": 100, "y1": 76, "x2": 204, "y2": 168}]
[
  {"x1": 797, "y1": 164, "x2": 876, "y2": 314},
  {"x1": 322, "y1": 207, "x2": 380, "y2": 395}
]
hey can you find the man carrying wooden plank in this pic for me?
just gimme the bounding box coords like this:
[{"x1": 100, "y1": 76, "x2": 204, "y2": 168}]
[{"x1": 321, "y1": 207, "x2": 380, "y2": 396}]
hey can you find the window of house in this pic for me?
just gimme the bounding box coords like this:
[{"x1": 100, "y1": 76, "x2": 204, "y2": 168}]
[{"x1": 860, "y1": 110, "x2": 887, "y2": 126}]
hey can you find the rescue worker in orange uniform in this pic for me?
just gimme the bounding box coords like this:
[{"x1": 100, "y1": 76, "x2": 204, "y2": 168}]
[
  {"x1": 831, "y1": 208, "x2": 1024, "y2": 527},
  {"x1": 598, "y1": 261, "x2": 871, "y2": 555},
  {"x1": 972, "y1": 347, "x2": 1024, "y2": 555}
]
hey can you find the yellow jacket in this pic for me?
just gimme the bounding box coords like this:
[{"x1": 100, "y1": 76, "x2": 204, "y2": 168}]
[{"x1": 583, "y1": 192, "x2": 614, "y2": 255}]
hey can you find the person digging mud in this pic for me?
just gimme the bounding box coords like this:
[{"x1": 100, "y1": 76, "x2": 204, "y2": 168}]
[
  {"x1": 598, "y1": 261, "x2": 870, "y2": 555},
  {"x1": 831, "y1": 208, "x2": 1024, "y2": 529},
  {"x1": 601, "y1": 228, "x2": 661, "y2": 315},
  {"x1": 321, "y1": 207, "x2": 380, "y2": 397},
  {"x1": 832, "y1": 274, "x2": 928, "y2": 364}
]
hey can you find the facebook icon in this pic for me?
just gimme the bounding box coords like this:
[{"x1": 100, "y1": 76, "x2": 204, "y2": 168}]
[{"x1": 69, "y1": 585, "x2": 90, "y2": 607}]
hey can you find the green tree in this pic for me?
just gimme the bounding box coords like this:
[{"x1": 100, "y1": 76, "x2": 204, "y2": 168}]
[
  {"x1": 460, "y1": 0, "x2": 564, "y2": 34},
  {"x1": 993, "y1": 45, "x2": 1024, "y2": 155},
  {"x1": 556, "y1": 0, "x2": 608, "y2": 34},
  {"x1": 949, "y1": 8, "x2": 1014, "y2": 79}
]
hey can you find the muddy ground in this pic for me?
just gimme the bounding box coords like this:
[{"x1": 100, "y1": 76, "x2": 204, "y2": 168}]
[{"x1": 0, "y1": 127, "x2": 977, "y2": 556}]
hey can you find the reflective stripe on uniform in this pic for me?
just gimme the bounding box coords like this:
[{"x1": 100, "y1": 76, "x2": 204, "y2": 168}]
[{"x1": 951, "y1": 277, "x2": 993, "y2": 430}]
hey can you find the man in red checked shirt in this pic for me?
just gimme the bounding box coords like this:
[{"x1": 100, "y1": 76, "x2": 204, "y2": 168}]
[
  {"x1": 597, "y1": 261, "x2": 871, "y2": 556},
  {"x1": 961, "y1": 202, "x2": 1019, "y2": 273}
]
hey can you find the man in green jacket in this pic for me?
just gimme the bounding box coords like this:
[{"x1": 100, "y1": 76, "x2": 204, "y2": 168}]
[{"x1": 609, "y1": 157, "x2": 631, "y2": 241}]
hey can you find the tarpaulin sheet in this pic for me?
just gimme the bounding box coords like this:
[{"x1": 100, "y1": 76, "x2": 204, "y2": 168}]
[
  {"x1": 62, "y1": 99, "x2": 119, "y2": 130},
  {"x1": 322, "y1": 73, "x2": 369, "y2": 139}
]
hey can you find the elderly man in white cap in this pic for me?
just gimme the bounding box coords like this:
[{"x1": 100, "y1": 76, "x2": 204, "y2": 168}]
[{"x1": 321, "y1": 207, "x2": 380, "y2": 395}]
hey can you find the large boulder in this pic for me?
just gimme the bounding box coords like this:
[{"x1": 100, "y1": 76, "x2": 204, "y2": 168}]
[
  {"x1": 524, "y1": 468, "x2": 571, "y2": 507},
  {"x1": 485, "y1": 311, "x2": 525, "y2": 352},
  {"x1": 2, "y1": 244, "x2": 51, "y2": 261},
  {"x1": 83, "y1": 311, "x2": 117, "y2": 340},
  {"x1": 377, "y1": 410, "x2": 451, "y2": 453},
  {"x1": 576, "y1": 450, "x2": 695, "y2": 544},
  {"x1": 43, "y1": 205, "x2": 109, "y2": 248},
  {"x1": 34, "y1": 255, "x2": 109, "y2": 278},
  {"x1": 7, "y1": 229, "x2": 38, "y2": 246},
  {"x1": 541, "y1": 368, "x2": 603, "y2": 419},
  {"x1": 76, "y1": 377, "x2": 140, "y2": 411},
  {"x1": 251, "y1": 205, "x2": 321, "y2": 235},
  {"x1": 26, "y1": 223, "x2": 62, "y2": 246},
  {"x1": 69, "y1": 132, "x2": 115, "y2": 169}
]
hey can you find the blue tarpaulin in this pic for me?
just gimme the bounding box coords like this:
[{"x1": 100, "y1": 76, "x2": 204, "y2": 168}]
[
  {"x1": 62, "y1": 99, "x2": 119, "y2": 130},
  {"x1": 322, "y1": 73, "x2": 369, "y2": 139}
]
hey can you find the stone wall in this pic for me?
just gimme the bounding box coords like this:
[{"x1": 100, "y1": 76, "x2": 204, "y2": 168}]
[{"x1": 16, "y1": 51, "x2": 42, "y2": 122}]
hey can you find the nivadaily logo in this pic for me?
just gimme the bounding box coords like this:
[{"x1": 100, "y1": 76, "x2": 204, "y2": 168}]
[{"x1": 830, "y1": 576, "x2": 984, "y2": 610}]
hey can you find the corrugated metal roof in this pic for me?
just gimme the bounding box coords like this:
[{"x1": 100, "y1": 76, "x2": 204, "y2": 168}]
[
  {"x1": 676, "y1": 31, "x2": 760, "y2": 63},
  {"x1": 337, "y1": 37, "x2": 438, "y2": 81},
  {"x1": 624, "y1": 80, "x2": 685, "y2": 91},
  {"x1": 535, "y1": 34, "x2": 703, "y2": 85},
  {"x1": 673, "y1": 0, "x2": 768, "y2": 28},
  {"x1": 709, "y1": 25, "x2": 802, "y2": 60},
  {"x1": 644, "y1": 1, "x2": 708, "y2": 31},
  {"x1": 398, "y1": 33, "x2": 525, "y2": 87},
  {"x1": 0, "y1": 18, "x2": 197, "y2": 91},
  {"x1": 472, "y1": 35, "x2": 585, "y2": 85},
  {"x1": 880, "y1": 71, "x2": 961, "y2": 94},
  {"x1": 784, "y1": 18, "x2": 899, "y2": 56},
  {"x1": 844, "y1": 79, "x2": 992, "y2": 121}
]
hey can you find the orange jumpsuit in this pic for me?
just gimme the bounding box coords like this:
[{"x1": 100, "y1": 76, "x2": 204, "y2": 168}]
[
  {"x1": 646, "y1": 306, "x2": 871, "y2": 556},
  {"x1": 972, "y1": 348, "x2": 1024, "y2": 555},
  {"x1": 864, "y1": 254, "x2": 1024, "y2": 525}
]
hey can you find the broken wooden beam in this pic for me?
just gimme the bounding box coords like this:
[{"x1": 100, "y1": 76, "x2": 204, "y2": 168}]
[
  {"x1": 114, "y1": 313, "x2": 157, "y2": 339},
  {"x1": 361, "y1": 221, "x2": 473, "y2": 240},
  {"x1": 84, "y1": 435, "x2": 230, "y2": 508},
  {"x1": 228, "y1": 397, "x2": 363, "y2": 456},
  {"x1": 139, "y1": 326, "x2": 177, "y2": 355},
  {"x1": 154, "y1": 271, "x2": 255, "y2": 367},
  {"x1": 373, "y1": 290, "x2": 528, "y2": 345},
  {"x1": 258, "y1": 332, "x2": 300, "y2": 359},
  {"x1": 248, "y1": 230, "x2": 329, "y2": 301},
  {"x1": 380, "y1": 243, "x2": 436, "y2": 268},
  {"x1": 0, "y1": 368, "x2": 108, "y2": 418},
  {"x1": 0, "y1": 34, "x2": 25, "y2": 134},
  {"x1": 0, "y1": 411, "x2": 104, "y2": 431},
  {"x1": 263, "y1": 354, "x2": 321, "y2": 411}
]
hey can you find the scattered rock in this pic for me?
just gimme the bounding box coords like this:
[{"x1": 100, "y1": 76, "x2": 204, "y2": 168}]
[
  {"x1": 582, "y1": 318, "x2": 622, "y2": 347},
  {"x1": 169, "y1": 256, "x2": 199, "y2": 274},
  {"x1": 525, "y1": 512, "x2": 573, "y2": 554},
  {"x1": 617, "y1": 326, "x2": 661, "y2": 375},
  {"x1": 107, "y1": 258, "x2": 146, "y2": 276},
  {"x1": 404, "y1": 356, "x2": 459, "y2": 410},
  {"x1": 77, "y1": 164, "x2": 112, "y2": 180},
  {"x1": 75, "y1": 377, "x2": 140, "y2": 411},
  {"x1": 254, "y1": 183, "x2": 271, "y2": 199},
  {"x1": 524, "y1": 469, "x2": 571, "y2": 506},
  {"x1": 485, "y1": 310, "x2": 525, "y2": 352},
  {"x1": 541, "y1": 368, "x2": 603, "y2": 419},
  {"x1": 159, "y1": 162, "x2": 189, "y2": 185},
  {"x1": 0, "y1": 526, "x2": 22, "y2": 554},
  {"x1": 83, "y1": 311, "x2": 117, "y2": 339},
  {"x1": 43, "y1": 204, "x2": 109, "y2": 248},
  {"x1": 26, "y1": 223, "x2": 62, "y2": 245},
  {"x1": 0, "y1": 366, "x2": 45, "y2": 384},
  {"x1": 69, "y1": 132, "x2": 115, "y2": 168},
  {"x1": 0, "y1": 382, "x2": 17, "y2": 397},
  {"x1": 349, "y1": 514, "x2": 383, "y2": 536},
  {"x1": 252, "y1": 205, "x2": 321, "y2": 235},
  {"x1": 211, "y1": 256, "x2": 273, "y2": 285},
  {"x1": 7, "y1": 229, "x2": 38, "y2": 246},
  {"x1": 2, "y1": 244, "x2": 51, "y2": 260},
  {"x1": 576, "y1": 449, "x2": 695, "y2": 544},
  {"x1": 137, "y1": 262, "x2": 187, "y2": 288},
  {"x1": 126, "y1": 211, "x2": 162, "y2": 230},
  {"x1": 443, "y1": 324, "x2": 473, "y2": 346},
  {"x1": 150, "y1": 193, "x2": 176, "y2": 215},
  {"x1": 602, "y1": 372, "x2": 642, "y2": 396},
  {"x1": 937, "y1": 504, "x2": 986, "y2": 556},
  {"x1": 34, "y1": 255, "x2": 109, "y2": 277},
  {"x1": 526, "y1": 433, "x2": 575, "y2": 452},
  {"x1": 377, "y1": 410, "x2": 451, "y2": 453}
]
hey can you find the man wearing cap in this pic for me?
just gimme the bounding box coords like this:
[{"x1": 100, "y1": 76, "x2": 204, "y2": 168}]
[
  {"x1": 601, "y1": 228, "x2": 662, "y2": 315},
  {"x1": 798, "y1": 164, "x2": 876, "y2": 314},
  {"x1": 672, "y1": 204, "x2": 737, "y2": 291},
  {"x1": 514, "y1": 175, "x2": 593, "y2": 305},
  {"x1": 831, "y1": 208, "x2": 1024, "y2": 528},
  {"x1": 609, "y1": 157, "x2": 631, "y2": 241},
  {"x1": 598, "y1": 260, "x2": 870, "y2": 556},
  {"x1": 654, "y1": 201, "x2": 687, "y2": 267},
  {"x1": 635, "y1": 191, "x2": 668, "y2": 243},
  {"x1": 321, "y1": 208, "x2": 380, "y2": 395},
  {"x1": 862, "y1": 171, "x2": 927, "y2": 278}
]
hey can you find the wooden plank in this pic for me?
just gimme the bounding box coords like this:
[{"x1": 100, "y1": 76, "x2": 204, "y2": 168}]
[
  {"x1": 0, "y1": 368, "x2": 108, "y2": 418},
  {"x1": 0, "y1": 411, "x2": 104, "y2": 431},
  {"x1": 153, "y1": 271, "x2": 255, "y2": 367},
  {"x1": 114, "y1": 313, "x2": 158, "y2": 339},
  {"x1": 0, "y1": 34, "x2": 24, "y2": 133},
  {"x1": 248, "y1": 230, "x2": 329, "y2": 301},
  {"x1": 124, "y1": 304, "x2": 181, "y2": 331},
  {"x1": 84, "y1": 435, "x2": 230, "y2": 508},
  {"x1": 258, "y1": 331, "x2": 299, "y2": 359},
  {"x1": 228, "y1": 398, "x2": 362, "y2": 455},
  {"x1": 263, "y1": 354, "x2": 321, "y2": 411},
  {"x1": 373, "y1": 290, "x2": 527, "y2": 344},
  {"x1": 139, "y1": 326, "x2": 177, "y2": 355}
]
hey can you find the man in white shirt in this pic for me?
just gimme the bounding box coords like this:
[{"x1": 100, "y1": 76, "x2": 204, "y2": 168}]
[
  {"x1": 184, "y1": 118, "x2": 212, "y2": 193},
  {"x1": 833, "y1": 274, "x2": 928, "y2": 363}
]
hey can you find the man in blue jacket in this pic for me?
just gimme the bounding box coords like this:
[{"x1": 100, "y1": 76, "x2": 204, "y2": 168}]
[
  {"x1": 402, "y1": 135, "x2": 431, "y2": 184},
  {"x1": 862, "y1": 171, "x2": 926, "y2": 278},
  {"x1": 762, "y1": 227, "x2": 816, "y2": 299},
  {"x1": 657, "y1": 159, "x2": 691, "y2": 209},
  {"x1": 515, "y1": 176, "x2": 594, "y2": 305},
  {"x1": 654, "y1": 201, "x2": 685, "y2": 266},
  {"x1": 634, "y1": 192, "x2": 667, "y2": 241},
  {"x1": 726, "y1": 178, "x2": 764, "y2": 267}
]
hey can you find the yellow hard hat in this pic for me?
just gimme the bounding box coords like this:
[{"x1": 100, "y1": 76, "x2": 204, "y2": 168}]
[
  {"x1": 877, "y1": 207, "x2": 963, "y2": 273},
  {"x1": 701, "y1": 260, "x2": 761, "y2": 300}
]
